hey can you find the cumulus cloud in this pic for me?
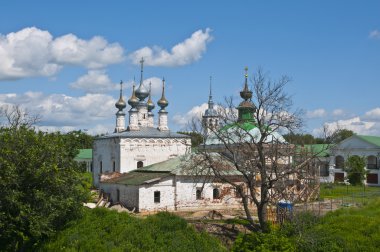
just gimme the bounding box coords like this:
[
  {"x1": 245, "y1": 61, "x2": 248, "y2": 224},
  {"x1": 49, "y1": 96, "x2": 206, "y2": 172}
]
[
  {"x1": 369, "y1": 29, "x2": 380, "y2": 39},
  {"x1": 0, "y1": 27, "x2": 124, "y2": 80},
  {"x1": 363, "y1": 107, "x2": 380, "y2": 121},
  {"x1": 70, "y1": 70, "x2": 118, "y2": 93},
  {"x1": 306, "y1": 108, "x2": 326, "y2": 118},
  {"x1": 172, "y1": 103, "x2": 208, "y2": 129},
  {"x1": 0, "y1": 91, "x2": 116, "y2": 130},
  {"x1": 129, "y1": 28, "x2": 213, "y2": 67}
]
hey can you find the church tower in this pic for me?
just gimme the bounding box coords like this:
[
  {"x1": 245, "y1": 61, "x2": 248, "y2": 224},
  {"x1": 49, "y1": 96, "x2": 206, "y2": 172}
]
[
  {"x1": 127, "y1": 82, "x2": 139, "y2": 131},
  {"x1": 114, "y1": 81, "x2": 126, "y2": 133},
  {"x1": 202, "y1": 76, "x2": 219, "y2": 134},
  {"x1": 135, "y1": 58, "x2": 149, "y2": 127},
  {"x1": 157, "y1": 78, "x2": 169, "y2": 131},
  {"x1": 237, "y1": 67, "x2": 256, "y2": 122},
  {"x1": 147, "y1": 82, "x2": 155, "y2": 127}
]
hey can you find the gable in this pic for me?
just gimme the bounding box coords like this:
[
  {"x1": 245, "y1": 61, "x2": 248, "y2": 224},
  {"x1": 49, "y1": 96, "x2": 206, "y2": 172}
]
[{"x1": 336, "y1": 135, "x2": 380, "y2": 150}]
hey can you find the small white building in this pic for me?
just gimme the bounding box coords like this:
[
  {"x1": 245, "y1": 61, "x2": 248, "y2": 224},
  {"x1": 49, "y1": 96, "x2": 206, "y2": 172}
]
[{"x1": 327, "y1": 135, "x2": 380, "y2": 186}]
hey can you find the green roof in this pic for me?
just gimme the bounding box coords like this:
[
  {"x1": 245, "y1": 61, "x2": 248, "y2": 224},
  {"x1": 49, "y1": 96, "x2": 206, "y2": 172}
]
[
  {"x1": 302, "y1": 144, "x2": 330, "y2": 157},
  {"x1": 356, "y1": 135, "x2": 380, "y2": 148},
  {"x1": 222, "y1": 121, "x2": 258, "y2": 132},
  {"x1": 75, "y1": 149, "x2": 92, "y2": 160}
]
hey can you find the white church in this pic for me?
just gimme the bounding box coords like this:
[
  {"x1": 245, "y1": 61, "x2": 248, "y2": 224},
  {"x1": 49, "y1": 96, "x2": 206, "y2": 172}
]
[{"x1": 93, "y1": 59, "x2": 244, "y2": 212}]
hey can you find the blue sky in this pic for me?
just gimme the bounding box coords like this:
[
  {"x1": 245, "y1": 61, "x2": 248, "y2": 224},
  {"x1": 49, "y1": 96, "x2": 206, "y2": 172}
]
[{"x1": 0, "y1": 0, "x2": 379, "y2": 135}]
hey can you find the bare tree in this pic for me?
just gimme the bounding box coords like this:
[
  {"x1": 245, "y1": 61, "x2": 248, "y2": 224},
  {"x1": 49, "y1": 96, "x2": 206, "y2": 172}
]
[
  {"x1": 0, "y1": 104, "x2": 41, "y2": 129},
  {"x1": 187, "y1": 68, "x2": 325, "y2": 232}
]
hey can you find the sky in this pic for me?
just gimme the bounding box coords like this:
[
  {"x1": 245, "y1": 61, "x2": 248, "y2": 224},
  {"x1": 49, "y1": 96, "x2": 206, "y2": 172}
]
[{"x1": 0, "y1": 0, "x2": 379, "y2": 136}]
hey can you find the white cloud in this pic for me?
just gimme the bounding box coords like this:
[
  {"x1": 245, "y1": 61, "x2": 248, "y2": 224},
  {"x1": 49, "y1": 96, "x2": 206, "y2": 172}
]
[
  {"x1": 143, "y1": 77, "x2": 162, "y2": 96},
  {"x1": 129, "y1": 28, "x2": 213, "y2": 67},
  {"x1": 306, "y1": 108, "x2": 326, "y2": 118},
  {"x1": 172, "y1": 103, "x2": 208, "y2": 129},
  {"x1": 313, "y1": 116, "x2": 379, "y2": 136},
  {"x1": 70, "y1": 70, "x2": 118, "y2": 93},
  {"x1": 363, "y1": 107, "x2": 380, "y2": 121},
  {"x1": 0, "y1": 27, "x2": 124, "y2": 80},
  {"x1": 332, "y1": 109, "x2": 344, "y2": 117},
  {"x1": 51, "y1": 34, "x2": 124, "y2": 68},
  {"x1": 369, "y1": 29, "x2": 380, "y2": 39},
  {"x1": 0, "y1": 91, "x2": 116, "y2": 129}
]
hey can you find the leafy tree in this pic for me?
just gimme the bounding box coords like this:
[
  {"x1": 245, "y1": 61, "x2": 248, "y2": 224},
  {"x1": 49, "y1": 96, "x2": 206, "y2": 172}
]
[
  {"x1": 283, "y1": 133, "x2": 316, "y2": 145},
  {"x1": 0, "y1": 125, "x2": 90, "y2": 250},
  {"x1": 63, "y1": 130, "x2": 94, "y2": 149},
  {"x1": 345, "y1": 155, "x2": 366, "y2": 185},
  {"x1": 177, "y1": 131, "x2": 204, "y2": 147}
]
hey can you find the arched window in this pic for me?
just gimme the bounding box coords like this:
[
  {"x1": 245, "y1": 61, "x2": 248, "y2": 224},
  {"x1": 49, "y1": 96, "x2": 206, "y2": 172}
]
[
  {"x1": 137, "y1": 161, "x2": 144, "y2": 168},
  {"x1": 335, "y1": 155, "x2": 344, "y2": 169},
  {"x1": 196, "y1": 188, "x2": 202, "y2": 200},
  {"x1": 367, "y1": 155, "x2": 377, "y2": 169},
  {"x1": 213, "y1": 188, "x2": 220, "y2": 199}
]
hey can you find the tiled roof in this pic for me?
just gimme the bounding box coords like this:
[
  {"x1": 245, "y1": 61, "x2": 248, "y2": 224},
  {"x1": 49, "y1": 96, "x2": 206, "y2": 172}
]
[
  {"x1": 75, "y1": 149, "x2": 92, "y2": 160},
  {"x1": 356, "y1": 135, "x2": 380, "y2": 148},
  {"x1": 96, "y1": 127, "x2": 190, "y2": 139}
]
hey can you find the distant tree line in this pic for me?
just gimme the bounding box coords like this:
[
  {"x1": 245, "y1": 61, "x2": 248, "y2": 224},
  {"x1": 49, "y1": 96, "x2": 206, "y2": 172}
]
[{"x1": 283, "y1": 129, "x2": 354, "y2": 145}]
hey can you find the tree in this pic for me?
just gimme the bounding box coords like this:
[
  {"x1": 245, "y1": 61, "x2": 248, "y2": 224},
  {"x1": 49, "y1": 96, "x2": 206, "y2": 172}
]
[
  {"x1": 345, "y1": 155, "x2": 366, "y2": 185},
  {"x1": 0, "y1": 108, "x2": 90, "y2": 251},
  {"x1": 188, "y1": 68, "x2": 323, "y2": 232}
]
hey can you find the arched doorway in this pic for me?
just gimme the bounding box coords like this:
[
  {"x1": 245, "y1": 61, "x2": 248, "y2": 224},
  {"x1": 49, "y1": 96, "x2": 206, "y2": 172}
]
[{"x1": 137, "y1": 161, "x2": 144, "y2": 168}]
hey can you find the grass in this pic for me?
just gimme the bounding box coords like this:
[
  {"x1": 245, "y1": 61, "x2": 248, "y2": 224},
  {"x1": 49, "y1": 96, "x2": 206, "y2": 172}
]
[{"x1": 319, "y1": 183, "x2": 380, "y2": 200}]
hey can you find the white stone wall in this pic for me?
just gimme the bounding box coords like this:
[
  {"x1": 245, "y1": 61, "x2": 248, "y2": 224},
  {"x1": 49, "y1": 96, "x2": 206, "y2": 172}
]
[
  {"x1": 138, "y1": 178, "x2": 175, "y2": 212},
  {"x1": 119, "y1": 138, "x2": 190, "y2": 173},
  {"x1": 100, "y1": 183, "x2": 139, "y2": 210},
  {"x1": 174, "y1": 176, "x2": 242, "y2": 211},
  {"x1": 93, "y1": 138, "x2": 121, "y2": 186}
]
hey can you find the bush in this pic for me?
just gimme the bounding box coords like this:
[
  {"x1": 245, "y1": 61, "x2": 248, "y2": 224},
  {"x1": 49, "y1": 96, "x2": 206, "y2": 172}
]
[
  {"x1": 39, "y1": 208, "x2": 226, "y2": 252},
  {"x1": 232, "y1": 231, "x2": 294, "y2": 252}
]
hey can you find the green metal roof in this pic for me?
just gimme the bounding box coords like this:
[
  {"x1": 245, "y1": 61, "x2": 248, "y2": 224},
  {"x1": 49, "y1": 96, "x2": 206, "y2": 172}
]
[
  {"x1": 301, "y1": 144, "x2": 330, "y2": 157},
  {"x1": 75, "y1": 149, "x2": 92, "y2": 160},
  {"x1": 356, "y1": 135, "x2": 380, "y2": 148}
]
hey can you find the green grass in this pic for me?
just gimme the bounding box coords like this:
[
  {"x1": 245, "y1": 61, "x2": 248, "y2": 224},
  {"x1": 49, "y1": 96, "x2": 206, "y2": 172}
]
[{"x1": 319, "y1": 183, "x2": 380, "y2": 200}]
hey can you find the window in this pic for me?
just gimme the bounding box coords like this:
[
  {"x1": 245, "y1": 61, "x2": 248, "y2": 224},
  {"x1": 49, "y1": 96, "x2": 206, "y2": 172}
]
[
  {"x1": 100, "y1": 161, "x2": 103, "y2": 173},
  {"x1": 367, "y1": 155, "x2": 377, "y2": 169},
  {"x1": 335, "y1": 156, "x2": 344, "y2": 169},
  {"x1": 154, "y1": 191, "x2": 160, "y2": 203},
  {"x1": 113, "y1": 161, "x2": 116, "y2": 172},
  {"x1": 116, "y1": 189, "x2": 120, "y2": 202},
  {"x1": 90, "y1": 161, "x2": 93, "y2": 172},
  {"x1": 196, "y1": 188, "x2": 202, "y2": 200},
  {"x1": 137, "y1": 161, "x2": 144, "y2": 168},
  {"x1": 213, "y1": 188, "x2": 220, "y2": 199}
]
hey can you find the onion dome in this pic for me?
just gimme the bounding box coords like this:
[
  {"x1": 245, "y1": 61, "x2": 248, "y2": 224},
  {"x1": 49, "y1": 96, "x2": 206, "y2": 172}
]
[
  {"x1": 240, "y1": 67, "x2": 253, "y2": 101},
  {"x1": 115, "y1": 81, "x2": 127, "y2": 111},
  {"x1": 135, "y1": 57, "x2": 149, "y2": 101},
  {"x1": 128, "y1": 84, "x2": 139, "y2": 108},
  {"x1": 237, "y1": 67, "x2": 255, "y2": 122},
  {"x1": 157, "y1": 78, "x2": 169, "y2": 110},
  {"x1": 147, "y1": 82, "x2": 155, "y2": 112}
]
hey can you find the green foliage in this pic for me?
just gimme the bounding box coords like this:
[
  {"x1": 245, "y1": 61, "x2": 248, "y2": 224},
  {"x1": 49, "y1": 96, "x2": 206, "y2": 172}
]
[
  {"x1": 283, "y1": 133, "x2": 317, "y2": 145},
  {"x1": 333, "y1": 129, "x2": 354, "y2": 143},
  {"x1": 0, "y1": 126, "x2": 89, "y2": 251},
  {"x1": 63, "y1": 130, "x2": 94, "y2": 149},
  {"x1": 177, "y1": 131, "x2": 204, "y2": 147},
  {"x1": 345, "y1": 156, "x2": 366, "y2": 185},
  {"x1": 40, "y1": 208, "x2": 226, "y2": 252},
  {"x1": 232, "y1": 231, "x2": 295, "y2": 252}
]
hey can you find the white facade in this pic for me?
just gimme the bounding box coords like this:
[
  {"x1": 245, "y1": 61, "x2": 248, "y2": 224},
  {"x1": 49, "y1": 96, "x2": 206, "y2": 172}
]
[
  {"x1": 100, "y1": 175, "x2": 243, "y2": 212},
  {"x1": 326, "y1": 135, "x2": 380, "y2": 186}
]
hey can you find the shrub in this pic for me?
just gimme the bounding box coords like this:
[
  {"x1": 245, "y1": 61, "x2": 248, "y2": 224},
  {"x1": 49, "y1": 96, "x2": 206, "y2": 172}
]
[{"x1": 232, "y1": 231, "x2": 294, "y2": 252}]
